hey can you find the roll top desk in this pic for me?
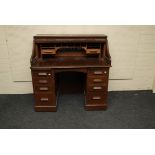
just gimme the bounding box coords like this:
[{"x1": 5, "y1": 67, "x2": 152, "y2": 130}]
[{"x1": 30, "y1": 35, "x2": 111, "y2": 112}]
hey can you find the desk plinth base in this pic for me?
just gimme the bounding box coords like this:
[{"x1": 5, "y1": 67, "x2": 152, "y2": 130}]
[
  {"x1": 85, "y1": 104, "x2": 107, "y2": 111},
  {"x1": 35, "y1": 106, "x2": 57, "y2": 112}
]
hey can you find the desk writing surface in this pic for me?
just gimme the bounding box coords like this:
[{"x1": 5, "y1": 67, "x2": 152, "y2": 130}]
[{"x1": 31, "y1": 57, "x2": 110, "y2": 69}]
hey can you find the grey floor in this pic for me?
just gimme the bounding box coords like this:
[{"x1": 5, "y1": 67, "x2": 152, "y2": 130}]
[{"x1": 0, "y1": 90, "x2": 155, "y2": 129}]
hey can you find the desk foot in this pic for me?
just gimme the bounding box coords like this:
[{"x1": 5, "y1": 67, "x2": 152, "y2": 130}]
[
  {"x1": 85, "y1": 104, "x2": 107, "y2": 111},
  {"x1": 35, "y1": 105, "x2": 57, "y2": 112}
]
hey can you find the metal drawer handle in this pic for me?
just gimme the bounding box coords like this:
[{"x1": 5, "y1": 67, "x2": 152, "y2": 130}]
[
  {"x1": 38, "y1": 72, "x2": 47, "y2": 76},
  {"x1": 94, "y1": 71, "x2": 103, "y2": 75},
  {"x1": 93, "y1": 79, "x2": 102, "y2": 82},
  {"x1": 39, "y1": 80, "x2": 48, "y2": 84},
  {"x1": 92, "y1": 96, "x2": 101, "y2": 100},
  {"x1": 39, "y1": 87, "x2": 48, "y2": 91},
  {"x1": 40, "y1": 98, "x2": 48, "y2": 102},
  {"x1": 93, "y1": 86, "x2": 102, "y2": 90}
]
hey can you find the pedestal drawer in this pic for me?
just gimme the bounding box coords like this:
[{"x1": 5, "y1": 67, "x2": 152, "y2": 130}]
[
  {"x1": 34, "y1": 93, "x2": 56, "y2": 106},
  {"x1": 88, "y1": 68, "x2": 109, "y2": 76},
  {"x1": 32, "y1": 77, "x2": 54, "y2": 86},
  {"x1": 32, "y1": 70, "x2": 53, "y2": 78},
  {"x1": 86, "y1": 92, "x2": 107, "y2": 105},
  {"x1": 87, "y1": 76, "x2": 108, "y2": 85},
  {"x1": 87, "y1": 84, "x2": 107, "y2": 92},
  {"x1": 34, "y1": 85, "x2": 54, "y2": 92}
]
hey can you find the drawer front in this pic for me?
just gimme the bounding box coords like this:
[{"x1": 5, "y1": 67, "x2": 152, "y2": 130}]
[
  {"x1": 34, "y1": 93, "x2": 56, "y2": 106},
  {"x1": 34, "y1": 85, "x2": 54, "y2": 92},
  {"x1": 87, "y1": 84, "x2": 107, "y2": 92},
  {"x1": 32, "y1": 70, "x2": 53, "y2": 78},
  {"x1": 87, "y1": 76, "x2": 108, "y2": 85},
  {"x1": 32, "y1": 77, "x2": 54, "y2": 86},
  {"x1": 86, "y1": 92, "x2": 107, "y2": 105},
  {"x1": 88, "y1": 68, "x2": 109, "y2": 76}
]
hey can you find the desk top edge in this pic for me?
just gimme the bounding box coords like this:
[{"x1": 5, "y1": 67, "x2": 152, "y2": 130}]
[
  {"x1": 34, "y1": 34, "x2": 107, "y2": 38},
  {"x1": 30, "y1": 65, "x2": 111, "y2": 70}
]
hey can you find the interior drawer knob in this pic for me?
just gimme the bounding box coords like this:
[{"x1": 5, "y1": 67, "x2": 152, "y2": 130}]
[
  {"x1": 104, "y1": 71, "x2": 107, "y2": 74},
  {"x1": 48, "y1": 73, "x2": 51, "y2": 76}
]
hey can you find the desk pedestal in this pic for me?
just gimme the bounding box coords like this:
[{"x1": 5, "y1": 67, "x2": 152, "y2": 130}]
[{"x1": 31, "y1": 67, "x2": 109, "y2": 112}]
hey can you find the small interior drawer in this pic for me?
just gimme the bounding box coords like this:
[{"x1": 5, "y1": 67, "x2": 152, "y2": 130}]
[
  {"x1": 86, "y1": 48, "x2": 100, "y2": 55},
  {"x1": 41, "y1": 48, "x2": 56, "y2": 55}
]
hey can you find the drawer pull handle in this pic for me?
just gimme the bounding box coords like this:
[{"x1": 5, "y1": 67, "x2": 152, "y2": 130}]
[
  {"x1": 93, "y1": 79, "x2": 102, "y2": 82},
  {"x1": 39, "y1": 87, "x2": 48, "y2": 91},
  {"x1": 93, "y1": 86, "x2": 102, "y2": 90},
  {"x1": 92, "y1": 96, "x2": 101, "y2": 100},
  {"x1": 39, "y1": 80, "x2": 48, "y2": 84},
  {"x1": 94, "y1": 71, "x2": 103, "y2": 75},
  {"x1": 40, "y1": 98, "x2": 48, "y2": 102},
  {"x1": 38, "y1": 72, "x2": 47, "y2": 76}
]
